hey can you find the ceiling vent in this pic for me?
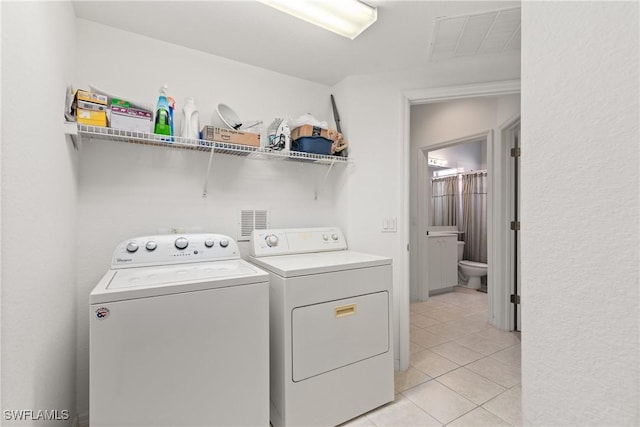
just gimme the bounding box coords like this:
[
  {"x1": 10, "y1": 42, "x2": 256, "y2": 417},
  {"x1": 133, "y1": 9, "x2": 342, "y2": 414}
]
[
  {"x1": 238, "y1": 209, "x2": 269, "y2": 242},
  {"x1": 429, "y1": 6, "x2": 520, "y2": 61}
]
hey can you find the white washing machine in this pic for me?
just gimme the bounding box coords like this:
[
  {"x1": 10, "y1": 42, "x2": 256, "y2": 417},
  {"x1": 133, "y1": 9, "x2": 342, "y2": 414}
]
[
  {"x1": 249, "y1": 227, "x2": 394, "y2": 427},
  {"x1": 90, "y1": 233, "x2": 269, "y2": 427}
]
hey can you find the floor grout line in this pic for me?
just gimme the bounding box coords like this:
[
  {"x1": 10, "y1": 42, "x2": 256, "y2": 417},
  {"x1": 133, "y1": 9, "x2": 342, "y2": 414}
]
[{"x1": 399, "y1": 288, "x2": 522, "y2": 427}]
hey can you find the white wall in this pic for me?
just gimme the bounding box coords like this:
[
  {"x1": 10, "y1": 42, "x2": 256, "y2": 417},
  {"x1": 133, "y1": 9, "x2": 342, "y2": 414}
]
[
  {"x1": 521, "y1": 2, "x2": 639, "y2": 426},
  {"x1": 73, "y1": 20, "x2": 346, "y2": 416},
  {"x1": 409, "y1": 96, "x2": 520, "y2": 300},
  {"x1": 1, "y1": 1, "x2": 78, "y2": 425}
]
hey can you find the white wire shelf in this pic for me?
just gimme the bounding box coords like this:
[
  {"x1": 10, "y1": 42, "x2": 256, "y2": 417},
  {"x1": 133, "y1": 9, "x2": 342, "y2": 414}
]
[{"x1": 72, "y1": 124, "x2": 352, "y2": 165}]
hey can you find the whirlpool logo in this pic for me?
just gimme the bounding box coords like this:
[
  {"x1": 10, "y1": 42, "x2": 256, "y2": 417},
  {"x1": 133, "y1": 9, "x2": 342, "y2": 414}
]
[{"x1": 95, "y1": 307, "x2": 110, "y2": 320}]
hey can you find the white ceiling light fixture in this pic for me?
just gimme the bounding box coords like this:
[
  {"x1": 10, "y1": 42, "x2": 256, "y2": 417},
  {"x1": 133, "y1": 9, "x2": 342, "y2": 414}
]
[{"x1": 258, "y1": 0, "x2": 377, "y2": 40}]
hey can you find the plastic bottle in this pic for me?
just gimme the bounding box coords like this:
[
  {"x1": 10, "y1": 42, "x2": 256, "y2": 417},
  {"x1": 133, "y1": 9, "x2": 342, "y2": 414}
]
[
  {"x1": 167, "y1": 95, "x2": 176, "y2": 139},
  {"x1": 154, "y1": 84, "x2": 172, "y2": 139},
  {"x1": 267, "y1": 118, "x2": 281, "y2": 148},
  {"x1": 180, "y1": 97, "x2": 200, "y2": 140}
]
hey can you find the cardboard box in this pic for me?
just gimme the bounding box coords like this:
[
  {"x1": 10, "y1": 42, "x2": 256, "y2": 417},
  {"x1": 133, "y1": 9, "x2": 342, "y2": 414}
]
[
  {"x1": 290, "y1": 124, "x2": 329, "y2": 140},
  {"x1": 110, "y1": 106, "x2": 153, "y2": 133},
  {"x1": 76, "y1": 90, "x2": 107, "y2": 106},
  {"x1": 77, "y1": 99, "x2": 107, "y2": 112},
  {"x1": 77, "y1": 108, "x2": 107, "y2": 127},
  {"x1": 201, "y1": 126, "x2": 260, "y2": 147}
]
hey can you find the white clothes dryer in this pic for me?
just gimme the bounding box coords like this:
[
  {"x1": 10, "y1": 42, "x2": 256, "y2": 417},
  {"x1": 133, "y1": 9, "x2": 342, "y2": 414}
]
[
  {"x1": 90, "y1": 233, "x2": 269, "y2": 427},
  {"x1": 249, "y1": 227, "x2": 393, "y2": 427}
]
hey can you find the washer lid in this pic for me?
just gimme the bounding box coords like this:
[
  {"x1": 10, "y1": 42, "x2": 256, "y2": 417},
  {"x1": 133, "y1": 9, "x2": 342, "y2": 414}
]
[
  {"x1": 91, "y1": 259, "x2": 268, "y2": 304},
  {"x1": 249, "y1": 250, "x2": 391, "y2": 278}
]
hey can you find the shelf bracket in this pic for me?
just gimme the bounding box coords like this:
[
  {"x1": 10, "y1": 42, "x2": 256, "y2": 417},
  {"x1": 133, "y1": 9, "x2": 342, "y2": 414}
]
[
  {"x1": 64, "y1": 122, "x2": 80, "y2": 150},
  {"x1": 202, "y1": 144, "x2": 215, "y2": 198},
  {"x1": 314, "y1": 160, "x2": 336, "y2": 200}
]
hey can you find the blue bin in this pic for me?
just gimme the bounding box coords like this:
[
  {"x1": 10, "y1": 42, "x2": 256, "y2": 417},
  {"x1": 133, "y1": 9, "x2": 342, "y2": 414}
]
[{"x1": 291, "y1": 137, "x2": 333, "y2": 155}]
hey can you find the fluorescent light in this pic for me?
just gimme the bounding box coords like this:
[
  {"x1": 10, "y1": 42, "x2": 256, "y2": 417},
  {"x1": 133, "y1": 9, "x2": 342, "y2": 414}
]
[{"x1": 258, "y1": 0, "x2": 377, "y2": 40}]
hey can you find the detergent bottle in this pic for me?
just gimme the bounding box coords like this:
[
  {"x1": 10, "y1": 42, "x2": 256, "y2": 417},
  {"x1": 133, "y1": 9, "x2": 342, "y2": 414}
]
[
  {"x1": 154, "y1": 84, "x2": 172, "y2": 139},
  {"x1": 180, "y1": 97, "x2": 200, "y2": 140}
]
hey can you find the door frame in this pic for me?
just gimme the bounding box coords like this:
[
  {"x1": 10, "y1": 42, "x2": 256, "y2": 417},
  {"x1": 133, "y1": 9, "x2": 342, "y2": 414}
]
[
  {"x1": 500, "y1": 116, "x2": 522, "y2": 330},
  {"x1": 416, "y1": 131, "x2": 492, "y2": 302},
  {"x1": 399, "y1": 80, "x2": 520, "y2": 370}
]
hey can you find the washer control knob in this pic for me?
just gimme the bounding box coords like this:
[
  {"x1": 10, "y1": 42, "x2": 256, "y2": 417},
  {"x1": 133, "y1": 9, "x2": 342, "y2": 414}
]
[
  {"x1": 174, "y1": 237, "x2": 189, "y2": 250},
  {"x1": 331, "y1": 233, "x2": 339, "y2": 241},
  {"x1": 219, "y1": 238, "x2": 229, "y2": 248},
  {"x1": 204, "y1": 239, "x2": 214, "y2": 248},
  {"x1": 266, "y1": 234, "x2": 279, "y2": 247},
  {"x1": 322, "y1": 234, "x2": 329, "y2": 241},
  {"x1": 126, "y1": 242, "x2": 139, "y2": 253},
  {"x1": 145, "y1": 241, "x2": 157, "y2": 251}
]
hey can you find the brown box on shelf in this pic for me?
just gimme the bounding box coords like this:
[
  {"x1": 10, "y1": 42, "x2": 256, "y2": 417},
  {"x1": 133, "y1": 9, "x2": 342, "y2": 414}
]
[
  {"x1": 74, "y1": 89, "x2": 108, "y2": 126},
  {"x1": 77, "y1": 108, "x2": 107, "y2": 127},
  {"x1": 75, "y1": 89, "x2": 108, "y2": 106},
  {"x1": 201, "y1": 126, "x2": 260, "y2": 147},
  {"x1": 290, "y1": 124, "x2": 329, "y2": 140}
]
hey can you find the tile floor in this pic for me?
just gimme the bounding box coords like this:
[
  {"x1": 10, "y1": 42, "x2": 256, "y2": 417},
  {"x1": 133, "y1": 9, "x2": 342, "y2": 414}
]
[{"x1": 344, "y1": 287, "x2": 522, "y2": 426}]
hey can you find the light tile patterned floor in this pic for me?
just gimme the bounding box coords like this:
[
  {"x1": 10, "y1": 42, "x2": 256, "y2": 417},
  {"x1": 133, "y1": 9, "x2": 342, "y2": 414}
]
[{"x1": 343, "y1": 287, "x2": 522, "y2": 426}]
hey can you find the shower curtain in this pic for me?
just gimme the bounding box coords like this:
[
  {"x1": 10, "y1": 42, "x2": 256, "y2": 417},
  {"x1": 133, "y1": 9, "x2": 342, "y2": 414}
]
[
  {"x1": 462, "y1": 172, "x2": 487, "y2": 263},
  {"x1": 431, "y1": 175, "x2": 458, "y2": 226}
]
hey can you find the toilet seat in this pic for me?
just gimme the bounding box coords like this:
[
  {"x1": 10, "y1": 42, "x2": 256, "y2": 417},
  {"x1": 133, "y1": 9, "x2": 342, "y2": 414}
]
[{"x1": 459, "y1": 260, "x2": 487, "y2": 268}]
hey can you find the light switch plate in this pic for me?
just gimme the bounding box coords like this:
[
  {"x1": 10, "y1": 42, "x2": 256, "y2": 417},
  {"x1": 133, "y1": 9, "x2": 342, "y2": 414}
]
[{"x1": 382, "y1": 217, "x2": 397, "y2": 233}]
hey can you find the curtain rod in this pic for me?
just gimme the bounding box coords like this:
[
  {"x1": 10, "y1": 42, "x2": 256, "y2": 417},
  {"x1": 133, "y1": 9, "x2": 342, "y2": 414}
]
[{"x1": 432, "y1": 169, "x2": 487, "y2": 180}]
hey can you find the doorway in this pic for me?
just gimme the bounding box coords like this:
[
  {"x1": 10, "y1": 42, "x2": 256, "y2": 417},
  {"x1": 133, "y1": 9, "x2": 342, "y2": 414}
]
[
  {"x1": 399, "y1": 80, "x2": 521, "y2": 371},
  {"x1": 414, "y1": 132, "x2": 490, "y2": 302}
]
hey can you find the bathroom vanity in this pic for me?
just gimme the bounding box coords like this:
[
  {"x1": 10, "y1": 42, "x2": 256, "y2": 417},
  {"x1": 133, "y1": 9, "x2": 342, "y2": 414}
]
[{"x1": 427, "y1": 234, "x2": 458, "y2": 294}]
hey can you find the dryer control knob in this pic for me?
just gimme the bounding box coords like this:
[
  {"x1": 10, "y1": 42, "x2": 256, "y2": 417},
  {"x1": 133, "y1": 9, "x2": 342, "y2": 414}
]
[
  {"x1": 126, "y1": 242, "x2": 139, "y2": 253},
  {"x1": 145, "y1": 241, "x2": 157, "y2": 251},
  {"x1": 204, "y1": 239, "x2": 214, "y2": 248},
  {"x1": 174, "y1": 237, "x2": 189, "y2": 250},
  {"x1": 266, "y1": 234, "x2": 279, "y2": 247},
  {"x1": 331, "y1": 233, "x2": 339, "y2": 241},
  {"x1": 220, "y1": 238, "x2": 229, "y2": 248},
  {"x1": 322, "y1": 234, "x2": 329, "y2": 241}
]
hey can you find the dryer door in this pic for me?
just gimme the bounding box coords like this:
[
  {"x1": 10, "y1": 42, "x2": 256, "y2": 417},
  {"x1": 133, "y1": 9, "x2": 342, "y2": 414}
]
[{"x1": 291, "y1": 291, "x2": 389, "y2": 382}]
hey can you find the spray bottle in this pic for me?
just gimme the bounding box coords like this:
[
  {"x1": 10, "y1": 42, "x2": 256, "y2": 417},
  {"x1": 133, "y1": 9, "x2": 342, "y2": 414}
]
[
  {"x1": 167, "y1": 95, "x2": 176, "y2": 139},
  {"x1": 154, "y1": 84, "x2": 172, "y2": 140}
]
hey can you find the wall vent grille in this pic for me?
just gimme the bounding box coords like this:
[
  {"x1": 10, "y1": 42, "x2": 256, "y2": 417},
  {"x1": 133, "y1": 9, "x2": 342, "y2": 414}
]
[
  {"x1": 429, "y1": 6, "x2": 520, "y2": 61},
  {"x1": 238, "y1": 209, "x2": 269, "y2": 241}
]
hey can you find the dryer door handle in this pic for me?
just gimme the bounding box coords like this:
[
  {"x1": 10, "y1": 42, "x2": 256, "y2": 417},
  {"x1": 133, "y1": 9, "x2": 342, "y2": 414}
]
[{"x1": 334, "y1": 303, "x2": 357, "y2": 318}]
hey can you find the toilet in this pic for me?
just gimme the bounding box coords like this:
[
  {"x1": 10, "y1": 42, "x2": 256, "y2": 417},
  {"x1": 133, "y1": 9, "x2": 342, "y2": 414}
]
[{"x1": 457, "y1": 241, "x2": 487, "y2": 290}]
